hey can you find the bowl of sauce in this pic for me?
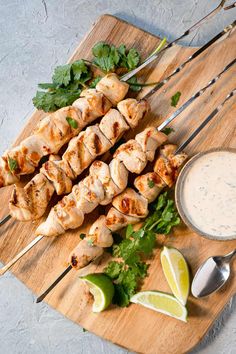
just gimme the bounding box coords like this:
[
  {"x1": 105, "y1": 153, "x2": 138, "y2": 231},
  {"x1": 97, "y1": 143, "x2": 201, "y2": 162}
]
[{"x1": 175, "y1": 148, "x2": 236, "y2": 241}]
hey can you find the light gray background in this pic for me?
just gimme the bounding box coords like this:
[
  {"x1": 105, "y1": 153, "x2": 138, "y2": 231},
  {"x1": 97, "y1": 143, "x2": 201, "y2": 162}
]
[{"x1": 0, "y1": 1, "x2": 235, "y2": 353}]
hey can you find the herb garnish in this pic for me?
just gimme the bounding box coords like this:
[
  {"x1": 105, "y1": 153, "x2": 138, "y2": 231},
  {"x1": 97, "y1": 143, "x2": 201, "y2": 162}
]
[
  {"x1": 162, "y1": 127, "x2": 175, "y2": 136},
  {"x1": 171, "y1": 91, "x2": 181, "y2": 107},
  {"x1": 66, "y1": 116, "x2": 78, "y2": 129},
  {"x1": 147, "y1": 178, "x2": 155, "y2": 188},
  {"x1": 33, "y1": 60, "x2": 91, "y2": 112},
  {"x1": 104, "y1": 192, "x2": 180, "y2": 307},
  {"x1": 80, "y1": 233, "x2": 86, "y2": 240},
  {"x1": 8, "y1": 157, "x2": 18, "y2": 172},
  {"x1": 92, "y1": 42, "x2": 140, "y2": 73}
]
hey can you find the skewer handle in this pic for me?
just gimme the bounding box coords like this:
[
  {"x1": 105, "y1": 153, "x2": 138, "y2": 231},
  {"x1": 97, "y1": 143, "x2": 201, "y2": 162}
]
[{"x1": 0, "y1": 235, "x2": 44, "y2": 276}]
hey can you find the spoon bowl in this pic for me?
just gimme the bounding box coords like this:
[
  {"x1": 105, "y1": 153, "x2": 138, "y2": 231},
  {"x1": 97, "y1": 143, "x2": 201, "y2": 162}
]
[{"x1": 191, "y1": 250, "x2": 236, "y2": 298}]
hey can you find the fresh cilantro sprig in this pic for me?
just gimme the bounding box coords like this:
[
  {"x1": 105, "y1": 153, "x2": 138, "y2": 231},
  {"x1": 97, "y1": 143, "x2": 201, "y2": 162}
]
[
  {"x1": 104, "y1": 192, "x2": 180, "y2": 307},
  {"x1": 33, "y1": 60, "x2": 92, "y2": 112},
  {"x1": 171, "y1": 91, "x2": 181, "y2": 107},
  {"x1": 92, "y1": 42, "x2": 141, "y2": 73}
]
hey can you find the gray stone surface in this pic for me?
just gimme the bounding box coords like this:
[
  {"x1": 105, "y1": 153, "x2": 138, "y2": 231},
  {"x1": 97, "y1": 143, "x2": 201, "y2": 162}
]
[{"x1": 0, "y1": 1, "x2": 235, "y2": 353}]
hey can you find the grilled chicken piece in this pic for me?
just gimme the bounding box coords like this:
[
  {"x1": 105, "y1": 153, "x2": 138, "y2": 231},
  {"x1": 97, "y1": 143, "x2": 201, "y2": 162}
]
[
  {"x1": 36, "y1": 209, "x2": 65, "y2": 237},
  {"x1": 135, "y1": 127, "x2": 167, "y2": 161},
  {"x1": 96, "y1": 73, "x2": 129, "y2": 106},
  {"x1": 53, "y1": 159, "x2": 76, "y2": 180},
  {"x1": 109, "y1": 158, "x2": 129, "y2": 191},
  {"x1": 21, "y1": 135, "x2": 50, "y2": 166},
  {"x1": 88, "y1": 215, "x2": 113, "y2": 247},
  {"x1": 114, "y1": 139, "x2": 147, "y2": 174},
  {"x1": 81, "y1": 175, "x2": 105, "y2": 204},
  {"x1": 5, "y1": 147, "x2": 35, "y2": 175},
  {"x1": 69, "y1": 239, "x2": 103, "y2": 270},
  {"x1": 112, "y1": 188, "x2": 148, "y2": 218},
  {"x1": 53, "y1": 194, "x2": 84, "y2": 230},
  {"x1": 0, "y1": 157, "x2": 19, "y2": 187},
  {"x1": 117, "y1": 99, "x2": 149, "y2": 128},
  {"x1": 73, "y1": 89, "x2": 112, "y2": 124},
  {"x1": 62, "y1": 133, "x2": 94, "y2": 176},
  {"x1": 89, "y1": 161, "x2": 121, "y2": 205},
  {"x1": 99, "y1": 109, "x2": 129, "y2": 144},
  {"x1": 41, "y1": 160, "x2": 72, "y2": 195},
  {"x1": 82, "y1": 124, "x2": 112, "y2": 157},
  {"x1": 106, "y1": 207, "x2": 140, "y2": 232},
  {"x1": 154, "y1": 144, "x2": 188, "y2": 187},
  {"x1": 35, "y1": 106, "x2": 82, "y2": 153},
  {"x1": 134, "y1": 172, "x2": 166, "y2": 203},
  {"x1": 9, "y1": 173, "x2": 54, "y2": 221},
  {"x1": 72, "y1": 184, "x2": 98, "y2": 214}
]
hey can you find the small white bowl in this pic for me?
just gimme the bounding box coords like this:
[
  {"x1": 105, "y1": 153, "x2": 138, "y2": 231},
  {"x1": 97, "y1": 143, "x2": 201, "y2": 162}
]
[{"x1": 175, "y1": 148, "x2": 236, "y2": 241}]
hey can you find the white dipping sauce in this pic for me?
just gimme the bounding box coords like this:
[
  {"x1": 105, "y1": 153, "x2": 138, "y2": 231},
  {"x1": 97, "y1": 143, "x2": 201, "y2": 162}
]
[{"x1": 181, "y1": 150, "x2": 236, "y2": 238}]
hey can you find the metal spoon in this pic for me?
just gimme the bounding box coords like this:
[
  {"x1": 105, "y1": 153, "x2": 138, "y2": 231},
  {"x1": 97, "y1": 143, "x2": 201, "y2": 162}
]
[{"x1": 191, "y1": 249, "x2": 236, "y2": 298}]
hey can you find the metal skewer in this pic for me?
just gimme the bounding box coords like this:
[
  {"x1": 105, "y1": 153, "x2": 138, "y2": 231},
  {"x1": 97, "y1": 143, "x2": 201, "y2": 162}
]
[
  {"x1": 36, "y1": 86, "x2": 236, "y2": 303},
  {"x1": 121, "y1": 0, "x2": 228, "y2": 81},
  {"x1": 0, "y1": 20, "x2": 235, "y2": 230},
  {"x1": 0, "y1": 58, "x2": 235, "y2": 276}
]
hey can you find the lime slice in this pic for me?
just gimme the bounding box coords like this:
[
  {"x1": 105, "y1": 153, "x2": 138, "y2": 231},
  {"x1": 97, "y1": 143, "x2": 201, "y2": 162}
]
[
  {"x1": 161, "y1": 246, "x2": 190, "y2": 305},
  {"x1": 130, "y1": 291, "x2": 187, "y2": 322},
  {"x1": 81, "y1": 273, "x2": 114, "y2": 313}
]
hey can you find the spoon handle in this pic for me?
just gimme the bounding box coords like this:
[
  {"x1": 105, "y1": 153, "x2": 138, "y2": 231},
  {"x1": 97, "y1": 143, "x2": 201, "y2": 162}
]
[{"x1": 224, "y1": 249, "x2": 236, "y2": 263}]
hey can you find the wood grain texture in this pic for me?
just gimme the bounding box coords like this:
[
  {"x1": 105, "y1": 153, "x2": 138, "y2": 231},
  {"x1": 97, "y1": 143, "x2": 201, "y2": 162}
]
[{"x1": 0, "y1": 15, "x2": 236, "y2": 354}]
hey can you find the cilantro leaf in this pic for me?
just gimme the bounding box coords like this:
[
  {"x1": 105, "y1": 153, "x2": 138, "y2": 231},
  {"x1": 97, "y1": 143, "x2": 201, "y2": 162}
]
[
  {"x1": 66, "y1": 116, "x2": 78, "y2": 129},
  {"x1": 72, "y1": 60, "x2": 88, "y2": 81},
  {"x1": 126, "y1": 224, "x2": 134, "y2": 238},
  {"x1": 147, "y1": 178, "x2": 155, "y2": 188},
  {"x1": 33, "y1": 91, "x2": 58, "y2": 112},
  {"x1": 171, "y1": 91, "x2": 181, "y2": 107},
  {"x1": 52, "y1": 64, "x2": 71, "y2": 86},
  {"x1": 127, "y1": 76, "x2": 142, "y2": 92},
  {"x1": 8, "y1": 157, "x2": 18, "y2": 172},
  {"x1": 127, "y1": 48, "x2": 140, "y2": 70},
  {"x1": 162, "y1": 127, "x2": 175, "y2": 136},
  {"x1": 80, "y1": 233, "x2": 86, "y2": 240},
  {"x1": 89, "y1": 76, "x2": 102, "y2": 88}
]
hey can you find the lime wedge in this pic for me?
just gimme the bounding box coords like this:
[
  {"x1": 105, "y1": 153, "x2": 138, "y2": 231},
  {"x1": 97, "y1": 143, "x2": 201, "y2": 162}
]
[
  {"x1": 131, "y1": 291, "x2": 187, "y2": 322},
  {"x1": 81, "y1": 273, "x2": 114, "y2": 313},
  {"x1": 161, "y1": 246, "x2": 190, "y2": 305}
]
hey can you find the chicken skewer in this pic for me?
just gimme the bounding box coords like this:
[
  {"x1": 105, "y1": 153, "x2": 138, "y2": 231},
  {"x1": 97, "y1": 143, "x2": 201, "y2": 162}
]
[
  {"x1": 0, "y1": 74, "x2": 235, "y2": 277},
  {"x1": 0, "y1": 31, "x2": 236, "y2": 226},
  {"x1": 2, "y1": 56, "x2": 235, "y2": 224},
  {"x1": 36, "y1": 87, "x2": 236, "y2": 302},
  {"x1": 0, "y1": 2, "x2": 233, "y2": 190}
]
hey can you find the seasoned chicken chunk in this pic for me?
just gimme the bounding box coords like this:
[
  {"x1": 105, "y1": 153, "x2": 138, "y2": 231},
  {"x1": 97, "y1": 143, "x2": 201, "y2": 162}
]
[
  {"x1": 36, "y1": 209, "x2": 65, "y2": 237},
  {"x1": 99, "y1": 109, "x2": 129, "y2": 144},
  {"x1": 135, "y1": 127, "x2": 167, "y2": 161},
  {"x1": 35, "y1": 106, "x2": 82, "y2": 153},
  {"x1": 53, "y1": 194, "x2": 84, "y2": 230},
  {"x1": 96, "y1": 73, "x2": 129, "y2": 106},
  {"x1": 154, "y1": 144, "x2": 188, "y2": 187},
  {"x1": 72, "y1": 184, "x2": 98, "y2": 214},
  {"x1": 5, "y1": 147, "x2": 35, "y2": 175},
  {"x1": 114, "y1": 139, "x2": 147, "y2": 174},
  {"x1": 134, "y1": 172, "x2": 166, "y2": 203},
  {"x1": 89, "y1": 161, "x2": 121, "y2": 205},
  {"x1": 73, "y1": 89, "x2": 112, "y2": 124},
  {"x1": 109, "y1": 158, "x2": 129, "y2": 191},
  {"x1": 69, "y1": 239, "x2": 103, "y2": 270},
  {"x1": 88, "y1": 215, "x2": 113, "y2": 247},
  {"x1": 41, "y1": 160, "x2": 72, "y2": 195},
  {"x1": 82, "y1": 125, "x2": 112, "y2": 157},
  {"x1": 117, "y1": 99, "x2": 149, "y2": 128},
  {"x1": 81, "y1": 175, "x2": 105, "y2": 204},
  {"x1": 21, "y1": 135, "x2": 49, "y2": 166},
  {"x1": 62, "y1": 133, "x2": 94, "y2": 176},
  {"x1": 9, "y1": 173, "x2": 54, "y2": 221},
  {"x1": 106, "y1": 207, "x2": 140, "y2": 232},
  {"x1": 0, "y1": 157, "x2": 19, "y2": 187},
  {"x1": 112, "y1": 188, "x2": 148, "y2": 218}
]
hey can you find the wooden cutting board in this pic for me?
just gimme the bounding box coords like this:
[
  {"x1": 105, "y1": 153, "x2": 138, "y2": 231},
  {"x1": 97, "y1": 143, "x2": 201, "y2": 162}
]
[{"x1": 0, "y1": 15, "x2": 236, "y2": 354}]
